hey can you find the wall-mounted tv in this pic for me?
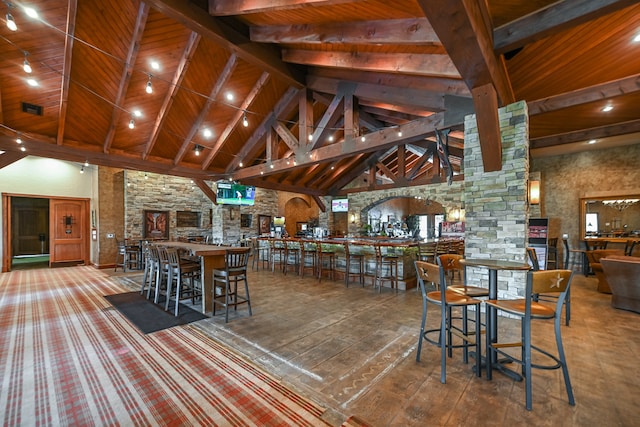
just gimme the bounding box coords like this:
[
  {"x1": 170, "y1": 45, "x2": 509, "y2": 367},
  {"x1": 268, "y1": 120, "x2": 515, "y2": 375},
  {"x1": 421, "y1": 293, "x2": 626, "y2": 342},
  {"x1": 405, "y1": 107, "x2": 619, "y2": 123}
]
[
  {"x1": 331, "y1": 198, "x2": 349, "y2": 212},
  {"x1": 216, "y1": 181, "x2": 256, "y2": 206}
]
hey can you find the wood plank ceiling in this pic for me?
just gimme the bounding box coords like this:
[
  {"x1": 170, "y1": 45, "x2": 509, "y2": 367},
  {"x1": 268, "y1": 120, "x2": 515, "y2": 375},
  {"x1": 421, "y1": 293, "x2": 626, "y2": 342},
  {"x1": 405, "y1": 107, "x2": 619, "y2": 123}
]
[{"x1": 1, "y1": 0, "x2": 639, "y2": 201}]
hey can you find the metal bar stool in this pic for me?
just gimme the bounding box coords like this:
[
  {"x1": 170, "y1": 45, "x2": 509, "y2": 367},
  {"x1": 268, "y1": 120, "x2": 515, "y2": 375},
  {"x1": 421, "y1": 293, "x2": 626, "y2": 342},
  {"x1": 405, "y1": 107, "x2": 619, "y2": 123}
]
[
  {"x1": 212, "y1": 247, "x2": 252, "y2": 323},
  {"x1": 485, "y1": 269, "x2": 575, "y2": 410}
]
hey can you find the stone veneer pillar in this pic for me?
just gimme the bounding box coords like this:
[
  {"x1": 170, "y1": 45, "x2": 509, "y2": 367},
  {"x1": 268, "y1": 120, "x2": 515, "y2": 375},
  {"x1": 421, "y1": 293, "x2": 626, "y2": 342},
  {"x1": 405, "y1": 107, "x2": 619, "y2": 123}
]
[{"x1": 464, "y1": 100, "x2": 530, "y2": 298}]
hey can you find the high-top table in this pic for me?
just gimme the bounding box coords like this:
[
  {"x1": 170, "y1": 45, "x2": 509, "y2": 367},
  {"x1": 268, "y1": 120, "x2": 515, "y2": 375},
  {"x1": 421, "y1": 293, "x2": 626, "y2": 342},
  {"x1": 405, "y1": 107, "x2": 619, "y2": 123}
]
[
  {"x1": 459, "y1": 258, "x2": 531, "y2": 380},
  {"x1": 155, "y1": 242, "x2": 232, "y2": 314}
]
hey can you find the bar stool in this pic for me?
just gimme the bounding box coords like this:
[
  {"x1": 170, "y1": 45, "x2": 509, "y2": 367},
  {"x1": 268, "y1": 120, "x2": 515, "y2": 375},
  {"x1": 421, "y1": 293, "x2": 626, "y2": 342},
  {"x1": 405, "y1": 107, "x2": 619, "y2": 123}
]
[
  {"x1": 269, "y1": 239, "x2": 287, "y2": 273},
  {"x1": 212, "y1": 247, "x2": 252, "y2": 322},
  {"x1": 284, "y1": 239, "x2": 301, "y2": 275},
  {"x1": 374, "y1": 244, "x2": 398, "y2": 292},
  {"x1": 317, "y1": 241, "x2": 336, "y2": 282},
  {"x1": 485, "y1": 269, "x2": 575, "y2": 410},
  {"x1": 562, "y1": 237, "x2": 585, "y2": 275},
  {"x1": 251, "y1": 238, "x2": 270, "y2": 270},
  {"x1": 300, "y1": 241, "x2": 317, "y2": 278},
  {"x1": 344, "y1": 242, "x2": 365, "y2": 287},
  {"x1": 115, "y1": 238, "x2": 139, "y2": 272},
  {"x1": 141, "y1": 242, "x2": 159, "y2": 298},
  {"x1": 414, "y1": 259, "x2": 482, "y2": 383},
  {"x1": 417, "y1": 242, "x2": 437, "y2": 263},
  {"x1": 164, "y1": 247, "x2": 201, "y2": 316}
]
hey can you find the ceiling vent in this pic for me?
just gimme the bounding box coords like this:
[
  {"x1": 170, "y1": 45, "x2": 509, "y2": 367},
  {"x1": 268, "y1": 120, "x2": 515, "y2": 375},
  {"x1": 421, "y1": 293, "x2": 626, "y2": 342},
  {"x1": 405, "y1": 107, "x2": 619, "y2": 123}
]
[{"x1": 21, "y1": 102, "x2": 43, "y2": 116}]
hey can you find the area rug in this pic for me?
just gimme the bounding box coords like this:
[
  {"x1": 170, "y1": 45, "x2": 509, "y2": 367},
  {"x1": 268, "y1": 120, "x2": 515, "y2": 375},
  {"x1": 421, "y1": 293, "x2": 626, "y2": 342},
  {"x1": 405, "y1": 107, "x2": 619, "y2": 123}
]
[
  {"x1": 104, "y1": 291, "x2": 207, "y2": 334},
  {"x1": 0, "y1": 266, "x2": 330, "y2": 426}
]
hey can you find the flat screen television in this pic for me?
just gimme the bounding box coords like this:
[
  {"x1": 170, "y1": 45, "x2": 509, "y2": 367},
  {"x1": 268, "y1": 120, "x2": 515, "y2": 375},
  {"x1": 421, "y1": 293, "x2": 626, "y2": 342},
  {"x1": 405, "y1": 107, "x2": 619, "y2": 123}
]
[
  {"x1": 331, "y1": 198, "x2": 349, "y2": 212},
  {"x1": 216, "y1": 181, "x2": 256, "y2": 206}
]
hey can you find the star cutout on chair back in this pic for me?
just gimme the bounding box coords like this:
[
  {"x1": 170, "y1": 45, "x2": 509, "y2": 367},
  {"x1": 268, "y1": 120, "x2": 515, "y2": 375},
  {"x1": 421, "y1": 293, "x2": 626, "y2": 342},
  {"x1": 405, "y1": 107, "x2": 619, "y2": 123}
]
[{"x1": 549, "y1": 273, "x2": 564, "y2": 289}]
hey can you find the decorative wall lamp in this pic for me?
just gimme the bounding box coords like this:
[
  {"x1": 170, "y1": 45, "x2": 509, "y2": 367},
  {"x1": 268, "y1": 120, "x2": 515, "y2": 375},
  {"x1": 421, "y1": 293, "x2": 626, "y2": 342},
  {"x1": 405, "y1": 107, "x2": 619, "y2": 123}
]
[
  {"x1": 350, "y1": 213, "x2": 356, "y2": 224},
  {"x1": 529, "y1": 180, "x2": 540, "y2": 205}
]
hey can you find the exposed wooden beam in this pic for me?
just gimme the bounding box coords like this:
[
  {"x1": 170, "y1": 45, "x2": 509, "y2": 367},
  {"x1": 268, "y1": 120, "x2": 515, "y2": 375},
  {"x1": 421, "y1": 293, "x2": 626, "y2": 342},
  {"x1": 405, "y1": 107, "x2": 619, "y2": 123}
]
[
  {"x1": 284, "y1": 49, "x2": 459, "y2": 78},
  {"x1": 494, "y1": 0, "x2": 638, "y2": 54},
  {"x1": 250, "y1": 18, "x2": 439, "y2": 45},
  {"x1": 273, "y1": 121, "x2": 299, "y2": 151},
  {"x1": 0, "y1": 151, "x2": 26, "y2": 169},
  {"x1": 225, "y1": 87, "x2": 300, "y2": 173},
  {"x1": 174, "y1": 54, "x2": 237, "y2": 165},
  {"x1": 194, "y1": 179, "x2": 217, "y2": 204},
  {"x1": 528, "y1": 73, "x2": 640, "y2": 115},
  {"x1": 309, "y1": 83, "x2": 354, "y2": 150},
  {"x1": 104, "y1": 3, "x2": 150, "y2": 154},
  {"x1": 310, "y1": 68, "x2": 470, "y2": 97},
  {"x1": 530, "y1": 119, "x2": 640, "y2": 148},
  {"x1": 145, "y1": 0, "x2": 305, "y2": 88},
  {"x1": 231, "y1": 113, "x2": 445, "y2": 180},
  {"x1": 417, "y1": 0, "x2": 515, "y2": 105},
  {"x1": 307, "y1": 75, "x2": 446, "y2": 112},
  {"x1": 209, "y1": 0, "x2": 365, "y2": 15},
  {"x1": 472, "y1": 84, "x2": 502, "y2": 172},
  {"x1": 144, "y1": 32, "x2": 201, "y2": 160},
  {"x1": 56, "y1": 0, "x2": 78, "y2": 145},
  {"x1": 0, "y1": 135, "x2": 217, "y2": 181},
  {"x1": 202, "y1": 72, "x2": 271, "y2": 169}
]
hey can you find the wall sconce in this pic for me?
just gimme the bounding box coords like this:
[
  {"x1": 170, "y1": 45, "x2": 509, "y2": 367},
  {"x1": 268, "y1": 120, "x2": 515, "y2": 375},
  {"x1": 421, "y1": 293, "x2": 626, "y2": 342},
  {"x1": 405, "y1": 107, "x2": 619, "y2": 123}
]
[
  {"x1": 350, "y1": 213, "x2": 356, "y2": 224},
  {"x1": 529, "y1": 180, "x2": 540, "y2": 205}
]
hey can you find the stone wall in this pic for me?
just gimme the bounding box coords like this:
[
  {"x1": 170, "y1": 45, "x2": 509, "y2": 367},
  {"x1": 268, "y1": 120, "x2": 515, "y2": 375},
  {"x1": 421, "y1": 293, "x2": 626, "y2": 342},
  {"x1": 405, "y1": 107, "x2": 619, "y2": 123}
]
[
  {"x1": 531, "y1": 143, "x2": 640, "y2": 257},
  {"x1": 123, "y1": 171, "x2": 279, "y2": 244},
  {"x1": 463, "y1": 101, "x2": 529, "y2": 297}
]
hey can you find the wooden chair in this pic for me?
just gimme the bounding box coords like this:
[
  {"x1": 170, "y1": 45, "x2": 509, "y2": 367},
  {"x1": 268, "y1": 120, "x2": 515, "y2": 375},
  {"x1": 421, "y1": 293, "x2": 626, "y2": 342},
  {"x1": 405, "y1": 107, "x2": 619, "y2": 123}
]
[
  {"x1": 546, "y1": 237, "x2": 558, "y2": 269},
  {"x1": 317, "y1": 241, "x2": 336, "y2": 282},
  {"x1": 374, "y1": 245, "x2": 398, "y2": 292},
  {"x1": 300, "y1": 241, "x2": 317, "y2": 278},
  {"x1": 485, "y1": 269, "x2": 575, "y2": 410},
  {"x1": 414, "y1": 259, "x2": 482, "y2": 383},
  {"x1": 164, "y1": 247, "x2": 201, "y2": 316},
  {"x1": 417, "y1": 242, "x2": 437, "y2": 263},
  {"x1": 343, "y1": 242, "x2": 365, "y2": 287},
  {"x1": 212, "y1": 247, "x2": 252, "y2": 322}
]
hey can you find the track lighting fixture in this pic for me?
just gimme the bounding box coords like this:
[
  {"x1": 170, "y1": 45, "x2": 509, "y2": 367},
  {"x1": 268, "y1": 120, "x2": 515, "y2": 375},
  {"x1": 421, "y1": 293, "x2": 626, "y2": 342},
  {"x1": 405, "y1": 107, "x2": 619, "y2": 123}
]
[
  {"x1": 128, "y1": 118, "x2": 135, "y2": 129},
  {"x1": 145, "y1": 75, "x2": 152, "y2": 94},
  {"x1": 80, "y1": 166, "x2": 84, "y2": 174},
  {"x1": 20, "y1": 145, "x2": 26, "y2": 152},
  {"x1": 144, "y1": 173, "x2": 148, "y2": 179},
  {"x1": 23, "y1": 53, "x2": 31, "y2": 73},
  {"x1": 242, "y1": 112, "x2": 248, "y2": 127},
  {"x1": 193, "y1": 144, "x2": 202, "y2": 156},
  {"x1": 16, "y1": 134, "x2": 22, "y2": 144},
  {"x1": 84, "y1": 160, "x2": 89, "y2": 167}
]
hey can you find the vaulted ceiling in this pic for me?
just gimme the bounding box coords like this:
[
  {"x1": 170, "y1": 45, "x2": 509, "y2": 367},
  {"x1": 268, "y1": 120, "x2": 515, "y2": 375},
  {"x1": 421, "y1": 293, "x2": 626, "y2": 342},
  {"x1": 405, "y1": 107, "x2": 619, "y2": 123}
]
[{"x1": 1, "y1": 0, "x2": 639, "y2": 202}]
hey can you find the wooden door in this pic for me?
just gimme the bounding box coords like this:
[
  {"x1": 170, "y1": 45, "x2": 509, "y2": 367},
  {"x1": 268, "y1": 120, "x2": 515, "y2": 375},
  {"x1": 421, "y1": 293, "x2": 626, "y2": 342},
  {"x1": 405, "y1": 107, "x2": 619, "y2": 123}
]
[{"x1": 50, "y1": 199, "x2": 89, "y2": 264}]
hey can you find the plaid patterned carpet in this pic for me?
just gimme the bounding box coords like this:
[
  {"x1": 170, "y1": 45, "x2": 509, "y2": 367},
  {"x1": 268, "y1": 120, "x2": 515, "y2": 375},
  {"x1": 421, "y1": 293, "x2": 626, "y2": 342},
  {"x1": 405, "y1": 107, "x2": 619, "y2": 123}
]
[{"x1": 0, "y1": 266, "x2": 329, "y2": 426}]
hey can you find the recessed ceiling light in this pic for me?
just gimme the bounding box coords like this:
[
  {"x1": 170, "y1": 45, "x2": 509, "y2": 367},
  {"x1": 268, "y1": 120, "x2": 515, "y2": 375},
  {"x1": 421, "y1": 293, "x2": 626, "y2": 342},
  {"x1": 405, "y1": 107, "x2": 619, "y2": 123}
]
[
  {"x1": 133, "y1": 110, "x2": 142, "y2": 117},
  {"x1": 602, "y1": 105, "x2": 613, "y2": 112},
  {"x1": 203, "y1": 128, "x2": 212, "y2": 138},
  {"x1": 150, "y1": 61, "x2": 160, "y2": 70},
  {"x1": 634, "y1": 33, "x2": 640, "y2": 43},
  {"x1": 27, "y1": 78, "x2": 38, "y2": 87},
  {"x1": 588, "y1": 139, "x2": 597, "y2": 144},
  {"x1": 226, "y1": 93, "x2": 234, "y2": 101},
  {"x1": 23, "y1": 7, "x2": 38, "y2": 19}
]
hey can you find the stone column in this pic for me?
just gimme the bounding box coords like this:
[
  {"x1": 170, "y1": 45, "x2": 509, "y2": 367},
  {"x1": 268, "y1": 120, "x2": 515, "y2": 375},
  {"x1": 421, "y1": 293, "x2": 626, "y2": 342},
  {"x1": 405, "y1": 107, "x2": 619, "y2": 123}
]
[{"x1": 464, "y1": 101, "x2": 530, "y2": 298}]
